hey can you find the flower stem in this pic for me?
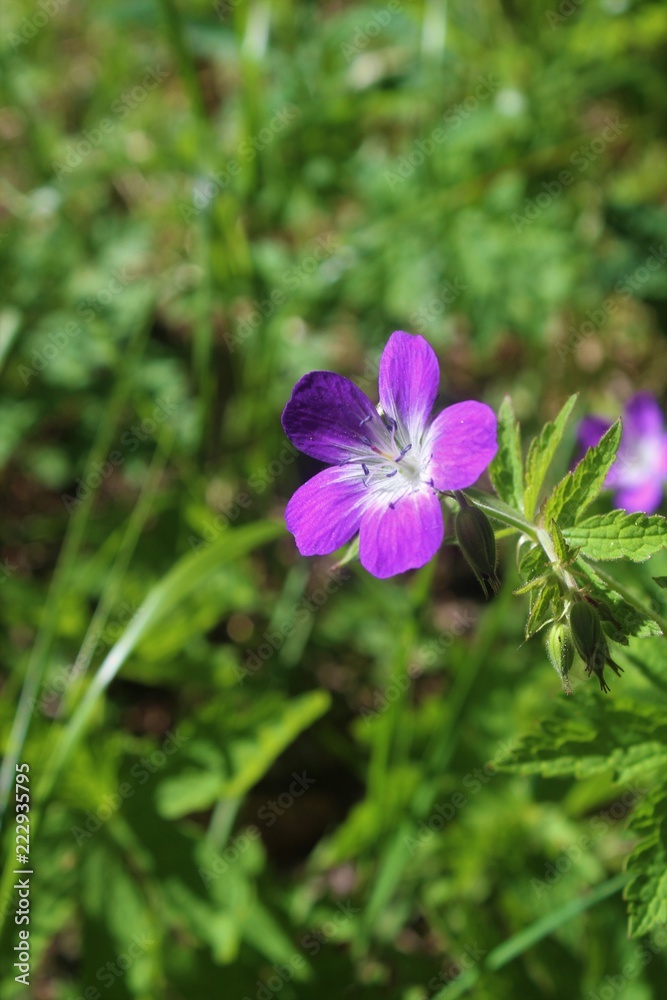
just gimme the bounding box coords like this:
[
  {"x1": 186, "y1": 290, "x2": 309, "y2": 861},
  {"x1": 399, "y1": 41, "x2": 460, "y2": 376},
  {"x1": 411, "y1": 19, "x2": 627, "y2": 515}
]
[{"x1": 461, "y1": 488, "x2": 538, "y2": 540}]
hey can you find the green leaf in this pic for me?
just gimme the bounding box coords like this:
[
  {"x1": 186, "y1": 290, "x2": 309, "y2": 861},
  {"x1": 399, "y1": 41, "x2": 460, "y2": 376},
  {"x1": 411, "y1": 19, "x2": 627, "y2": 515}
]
[
  {"x1": 221, "y1": 690, "x2": 331, "y2": 798},
  {"x1": 81, "y1": 839, "x2": 159, "y2": 993},
  {"x1": 524, "y1": 394, "x2": 578, "y2": 520},
  {"x1": 563, "y1": 510, "x2": 667, "y2": 562},
  {"x1": 37, "y1": 521, "x2": 285, "y2": 801},
  {"x1": 156, "y1": 770, "x2": 225, "y2": 820},
  {"x1": 503, "y1": 694, "x2": 667, "y2": 784},
  {"x1": 652, "y1": 577, "x2": 667, "y2": 592},
  {"x1": 155, "y1": 691, "x2": 331, "y2": 817},
  {"x1": 518, "y1": 542, "x2": 550, "y2": 584},
  {"x1": 525, "y1": 581, "x2": 560, "y2": 639},
  {"x1": 489, "y1": 395, "x2": 524, "y2": 512},
  {"x1": 625, "y1": 784, "x2": 667, "y2": 937},
  {"x1": 165, "y1": 859, "x2": 247, "y2": 963},
  {"x1": 544, "y1": 420, "x2": 622, "y2": 528},
  {"x1": 575, "y1": 559, "x2": 663, "y2": 640},
  {"x1": 333, "y1": 534, "x2": 360, "y2": 568},
  {"x1": 514, "y1": 574, "x2": 550, "y2": 596},
  {"x1": 550, "y1": 518, "x2": 579, "y2": 565},
  {"x1": 241, "y1": 900, "x2": 311, "y2": 978}
]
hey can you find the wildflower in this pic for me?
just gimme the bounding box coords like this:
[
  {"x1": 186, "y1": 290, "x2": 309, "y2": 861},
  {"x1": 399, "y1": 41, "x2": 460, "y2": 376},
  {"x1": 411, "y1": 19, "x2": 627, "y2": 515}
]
[
  {"x1": 577, "y1": 393, "x2": 667, "y2": 513},
  {"x1": 281, "y1": 331, "x2": 497, "y2": 578}
]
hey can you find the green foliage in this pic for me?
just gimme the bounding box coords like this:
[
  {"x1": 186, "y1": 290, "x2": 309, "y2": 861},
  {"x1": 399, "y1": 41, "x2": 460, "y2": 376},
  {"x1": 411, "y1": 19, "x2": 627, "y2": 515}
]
[
  {"x1": 487, "y1": 381, "x2": 667, "y2": 939},
  {"x1": 544, "y1": 422, "x2": 623, "y2": 528},
  {"x1": 523, "y1": 395, "x2": 578, "y2": 521},
  {"x1": 564, "y1": 511, "x2": 667, "y2": 563},
  {"x1": 3, "y1": 0, "x2": 667, "y2": 996},
  {"x1": 625, "y1": 784, "x2": 667, "y2": 938},
  {"x1": 505, "y1": 686, "x2": 667, "y2": 940},
  {"x1": 525, "y1": 580, "x2": 559, "y2": 639},
  {"x1": 489, "y1": 395, "x2": 524, "y2": 513},
  {"x1": 492, "y1": 401, "x2": 667, "y2": 655},
  {"x1": 505, "y1": 696, "x2": 667, "y2": 784}
]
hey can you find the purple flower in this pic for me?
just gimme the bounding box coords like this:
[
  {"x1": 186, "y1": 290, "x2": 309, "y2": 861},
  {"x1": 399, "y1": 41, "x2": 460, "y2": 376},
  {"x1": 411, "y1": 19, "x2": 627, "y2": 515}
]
[
  {"x1": 577, "y1": 393, "x2": 667, "y2": 513},
  {"x1": 281, "y1": 331, "x2": 498, "y2": 578}
]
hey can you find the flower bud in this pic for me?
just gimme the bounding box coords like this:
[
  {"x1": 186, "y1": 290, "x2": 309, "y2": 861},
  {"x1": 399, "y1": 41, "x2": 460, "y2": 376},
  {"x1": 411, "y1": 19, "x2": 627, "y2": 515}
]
[
  {"x1": 546, "y1": 622, "x2": 574, "y2": 695},
  {"x1": 568, "y1": 599, "x2": 623, "y2": 693},
  {"x1": 455, "y1": 501, "x2": 500, "y2": 599}
]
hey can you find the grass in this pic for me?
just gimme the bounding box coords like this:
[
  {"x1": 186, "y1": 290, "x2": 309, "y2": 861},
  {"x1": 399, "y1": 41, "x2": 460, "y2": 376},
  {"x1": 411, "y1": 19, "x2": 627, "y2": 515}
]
[{"x1": 1, "y1": 0, "x2": 667, "y2": 997}]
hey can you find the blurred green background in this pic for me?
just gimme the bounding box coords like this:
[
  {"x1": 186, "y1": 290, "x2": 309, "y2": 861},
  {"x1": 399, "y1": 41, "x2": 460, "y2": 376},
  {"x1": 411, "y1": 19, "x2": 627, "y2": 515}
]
[{"x1": 1, "y1": 0, "x2": 667, "y2": 997}]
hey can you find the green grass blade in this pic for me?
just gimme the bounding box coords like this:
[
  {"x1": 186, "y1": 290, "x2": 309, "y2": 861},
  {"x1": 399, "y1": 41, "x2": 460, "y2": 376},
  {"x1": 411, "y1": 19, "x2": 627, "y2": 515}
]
[{"x1": 35, "y1": 520, "x2": 283, "y2": 804}]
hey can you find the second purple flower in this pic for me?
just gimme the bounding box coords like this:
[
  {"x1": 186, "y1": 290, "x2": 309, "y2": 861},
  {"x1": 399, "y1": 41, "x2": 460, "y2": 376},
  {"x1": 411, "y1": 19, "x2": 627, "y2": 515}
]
[
  {"x1": 281, "y1": 331, "x2": 498, "y2": 578},
  {"x1": 577, "y1": 393, "x2": 667, "y2": 514}
]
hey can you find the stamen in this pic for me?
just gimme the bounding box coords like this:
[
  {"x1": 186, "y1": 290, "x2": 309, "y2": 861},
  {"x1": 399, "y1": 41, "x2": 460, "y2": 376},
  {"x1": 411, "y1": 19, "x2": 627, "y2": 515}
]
[
  {"x1": 382, "y1": 414, "x2": 401, "y2": 454},
  {"x1": 396, "y1": 443, "x2": 412, "y2": 463},
  {"x1": 362, "y1": 463, "x2": 370, "y2": 476},
  {"x1": 385, "y1": 469, "x2": 397, "y2": 478},
  {"x1": 388, "y1": 501, "x2": 396, "y2": 509},
  {"x1": 359, "y1": 414, "x2": 372, "y2": 427}
]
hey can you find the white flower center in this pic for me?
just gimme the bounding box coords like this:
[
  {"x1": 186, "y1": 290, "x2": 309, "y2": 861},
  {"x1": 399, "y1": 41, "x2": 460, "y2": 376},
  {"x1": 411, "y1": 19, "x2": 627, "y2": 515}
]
[
  {"x1": 351, "y1": 409, "x2": 433, "y2": 504},
  {"x1": 616, "y1": 439, "x2": 660, "y2": 486}
]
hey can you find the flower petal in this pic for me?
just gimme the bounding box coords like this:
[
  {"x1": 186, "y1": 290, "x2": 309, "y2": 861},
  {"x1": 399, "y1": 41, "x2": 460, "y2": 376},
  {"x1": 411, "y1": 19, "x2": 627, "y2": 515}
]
[
  {"x1": 285, "y1": 466, "x2": 367, "y2": 556},
  {"x1": 615, "y1": 480, "x2": 664, "y2": 514},
  {"x1": 378, "y1": 331, "x2": 440, "y2": 441},
  {"x1": 282, "y1": 371, "x2": 383, "y2": 464},
  {"x1": 359, "y1": 488, "x2": 443, "y2": 578},
  {"x1": 426, "y1": 401, "x2": 498, "y2": 490},
  {"x1": 624, "y1": 393, "x2": 665, "y2": 439}
]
